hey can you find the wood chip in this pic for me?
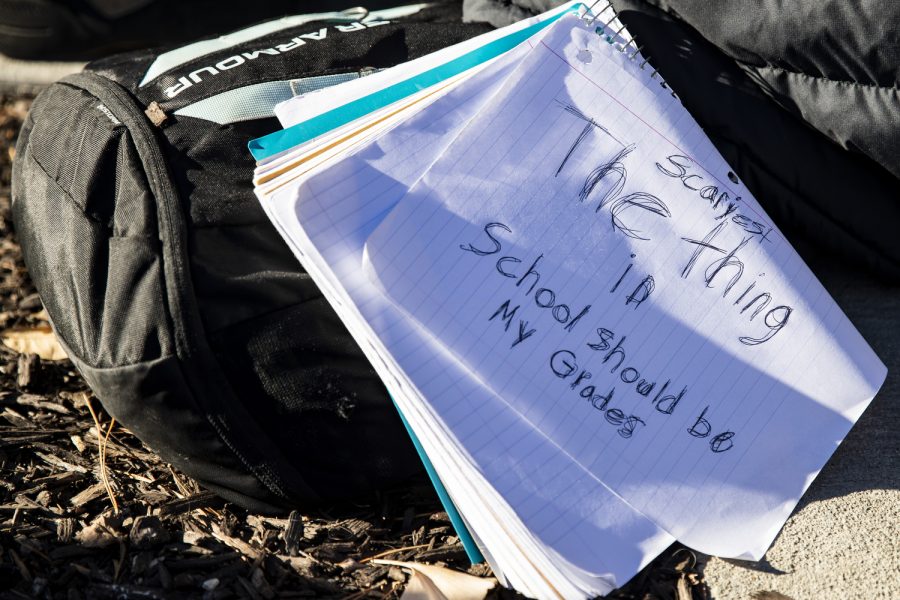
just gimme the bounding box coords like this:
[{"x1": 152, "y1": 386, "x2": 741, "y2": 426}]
[
  {"x1": 16, "y1": 393, "x2": 70, "y2": 414},
  {"x1": 70, "y1": 483, "x2": 107, "y2": 507},
  {"x1": 283, "y1": 510, "x2": 304, "y2": 557},
  {"x1": 155, "y1": 490, "x2": 217, "y2": 517},
  {"x1": 9, "y1": 548, "x2": 32, "y2": 582},
  {"x1": 70, "y1": 434, "x2": 86, "y2": 452},
  {"x1": 210, "y1": 522, "x2": 260, "y2": 559},
  {"x1": 34, "y1": 452, "x2": 88, "y2": 473},
  {"x1": 16, "y1": 353, "x2": 39, "y2": 388}
]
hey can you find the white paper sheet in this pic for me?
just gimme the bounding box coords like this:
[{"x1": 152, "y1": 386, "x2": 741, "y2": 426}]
[
  {"x1": 362, "y1": 15, "x2": 887, "y2": 559},
  {"x1": 260, "y1": 27, "x2": 676, "y2": 598},
  {"x1": 271, "y1": 1, "x2": 591, "y2": 130}
]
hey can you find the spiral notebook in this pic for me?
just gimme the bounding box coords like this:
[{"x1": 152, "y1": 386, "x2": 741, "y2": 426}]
[{"x1": 250, "y1": 4, "x2": 886, "y2": 598}]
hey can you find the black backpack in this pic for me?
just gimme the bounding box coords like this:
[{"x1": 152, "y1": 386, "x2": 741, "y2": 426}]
[{"x1": 11, "y1": 2, "x2": 492, "y2": 512}]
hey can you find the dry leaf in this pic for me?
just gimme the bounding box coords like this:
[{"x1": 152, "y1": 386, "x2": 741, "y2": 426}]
[
  {"x1": 374, "y1": 560, "x2": 496, "y2": 600},
  {"x1": 1, "y1": 324, "x2": 67, "y2": 360},
  {"x1": 76, "y1": 514, "x2": 124, "y2": 548},
  {"x1": 403, "y1": 569, "x2": 449, "y2": 600},
  {"x1": 676, "y1": 573, "x2": 692, "y2": 600}
]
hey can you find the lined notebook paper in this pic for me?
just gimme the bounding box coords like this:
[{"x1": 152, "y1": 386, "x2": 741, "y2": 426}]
[
  {"x1": 261, "y1": 21, "x2": 674, "y2": 597},
  {"x1": 252, "y1": 7, "x2": 886, "y2": 598},
  {"x1": 363, "y1": 14, "x2": 885, "y2": 558}
]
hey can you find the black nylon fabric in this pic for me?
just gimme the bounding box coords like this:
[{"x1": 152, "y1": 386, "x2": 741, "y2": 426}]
[
  {"x1": 12, "y1": 2, "x2": 494, "y2": 512},
  {"x1": 15, "y1": 83, "x2": 173, "y2": 368},
  {"x1": 161, "y1": 117, "x2": 317, "y2": 333},
  {"x1": 209, "y1": 298, "x2": 414, "y2": 499},
  {"x1": 92, "y1": 3, "x2": 484, "y2": 110},
  {"x1": 13, "y1": 74, "x2": 295, "y2": 511}
]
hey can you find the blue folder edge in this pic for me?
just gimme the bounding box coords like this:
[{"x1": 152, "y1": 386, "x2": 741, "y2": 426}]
[
  {"x1": 248, "y1": 4, "x2": 580, "y2": 160},
  {"x1": 390, "y1": 395, "x2": 484, "y2": 564}
]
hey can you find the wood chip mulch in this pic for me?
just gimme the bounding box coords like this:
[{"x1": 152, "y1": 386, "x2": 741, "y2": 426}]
[{"x1": 0, "y1": 93, "x2": 707, "y2": 600}]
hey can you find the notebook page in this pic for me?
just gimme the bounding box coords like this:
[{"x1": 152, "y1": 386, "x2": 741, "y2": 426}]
[
  {"x1": 259, "y1": 32, "x2": 675, "y2": 593},
  {"x1": 253, "y1": 3, "x2": 633, "y2": 192},
  {"x1": 263, "y1": 2, "x2": 595, "y2": 150},
  {"x1": 271, "y1": 1, "x2": 587, "y2": 130},
  {"x1": 363, "y1": 14, "x2": 887, "y2": 559},
  {"x1": 250, "y1": 1, "x2": 590, "y2": 162},
  {"x1": 255, "y1": 80, "x2": 464, "y2": 193}
]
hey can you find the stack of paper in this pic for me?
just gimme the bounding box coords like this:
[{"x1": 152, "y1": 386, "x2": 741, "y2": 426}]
[{"x1": 249, "y1": 4, "x2": 886, "y2": 598}]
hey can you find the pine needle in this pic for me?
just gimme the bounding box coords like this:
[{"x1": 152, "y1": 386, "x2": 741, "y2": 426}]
[
  {"x1": 360, "y1": 544, "x2": 430, "y2": 563},
  {"x1": 84, "y1": 397, "x2": 119, "y2": 515}
]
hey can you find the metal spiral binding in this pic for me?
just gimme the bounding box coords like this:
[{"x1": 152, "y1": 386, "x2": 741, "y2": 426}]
[{"x1": 580, "y1": 1, "x2": 676, "y2": 96}]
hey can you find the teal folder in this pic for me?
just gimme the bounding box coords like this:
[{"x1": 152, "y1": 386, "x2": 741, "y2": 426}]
[
  {"x1": 248, "y1": 5, "x2": 578, "y2": 160},
  {"x1": 391, "y1": 396, "x2": 484, "y2": 564}
]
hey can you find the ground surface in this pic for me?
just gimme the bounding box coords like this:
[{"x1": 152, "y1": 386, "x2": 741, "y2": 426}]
[{"x1": 0, "y1": 95, "x2": 713, "y2": 599}]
